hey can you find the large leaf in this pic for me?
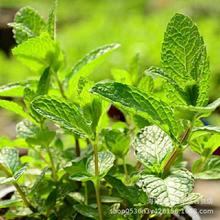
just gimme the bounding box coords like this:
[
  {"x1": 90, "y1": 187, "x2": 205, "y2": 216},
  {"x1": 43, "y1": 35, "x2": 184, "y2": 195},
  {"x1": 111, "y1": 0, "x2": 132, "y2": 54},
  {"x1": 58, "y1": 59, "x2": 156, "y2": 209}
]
[
  {"x1": 31, "y1": 96, "x2": 93, "y2": 137},
  {"x1": 0, "y1": 199, "x2": 22, "y2": 209},
  {"x1": 194, "y1": 156, "x2": 220, "y2": 179},
  {"x1": 137, "y1": 169, "x2": 198, "y2": 207},
  {"x1": 133, "y1": 125, "x2": 174, "y2": 173},
  {"x1": 161, "y1": 13, "x2": 209, "y2": 106},
  {"x1": 0, "y1": 99, "x2": 35, "y2": 123},
  {"x1": 105, "y1": 175, "x2": 147, "y2": 205},
  {"x1": 65, "y1": 43, "x2": 120, "y2": 93},
  {"x1": 9, "y1": 6, "x2": 46, "y2": 44},
  {"x1": 87, "y1": 151, "x2": 115, "y2": 177},
  {"x1": 12, "y1": 33, "x2": 64, "y2": 72},
  {"x1": 91, "y1": 81, "x2": 178, "y2": 136}
]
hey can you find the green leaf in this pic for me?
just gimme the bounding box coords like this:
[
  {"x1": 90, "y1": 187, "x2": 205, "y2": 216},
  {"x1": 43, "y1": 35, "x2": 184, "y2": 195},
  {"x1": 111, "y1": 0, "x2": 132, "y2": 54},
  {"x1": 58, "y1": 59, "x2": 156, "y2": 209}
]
[
  {"x1": 105, "y1": 175, "x2": 148, "y2": 205},
  {"x1": 146, "y1": 67, "x2": 187, "y2": 105},
  {"x1": 91, "y1": 81, "x2": 178, "y2": 136},
  {"x1": 102, "y1": 128, "x2": 130, "y2": 157},
  {"x1": 47, "y1": 0, "x2": 57, "y2": 39},
  {"x1": 194, "y1": 156, "x2": 220, "y2": 179},
  {"x1": 0, "y1": 199, "x2": 22, "y2": 209},
  {"x1": 74, "y1": 204, "x2": 98, "y2": 219},
  {"x1": 87, "y1": 151, "x2": 115, "y2": 177},
  {"x1": 192, "y1": 126, "x2": 220, "y2": 134},
  {"x1": 0, "y1": 80, "x2": 37, "y2": 97},
  {"x1": 9, "y1": 6, "x2": 46, "y2": 44},
  {"x1": 0, "y1": 136, "x2": 28, "y2": 148},
  {"x1": 83, "y1": 98, "x2": 103, "y2": 133},
  {"x1": 0, "y1": 177, "x2": 15, "y2": 184},
  {"x1": 65, "y1": 43, "x2": 120, "y2": 93},
  {"x1": 161, "y1": 13, "x2": 209, "y2": 106},
  {"x1": 133, "y1": 125, "x2": 174, "y2": 173},
  {"x1": 137, "y1": 169, "x2": 195, "y2": 207},
  {"x1": 31, "y1": 96, "x2": 93, "y2": 137},
  {"x1": 0, "y1": 99, "x2": 35, "y2": 123},
  {"x1": 37, "y1": 67, "x2": 51, "y2": 95},
  {"x1": 111, "y1": 68, "x2": 132, "y2": 85},
  {"x1": 0, "y1": 148, "x2": 20, "y2": 174},
  {"x1": 12, "y1": 33, "x2": 64, "y2": 73},
  {"x1": 16, "y1": 120, "x2": 55, "y2": 147},
  {"x1": 176, "y1": 98, "x2": 220, "y2": 118}
]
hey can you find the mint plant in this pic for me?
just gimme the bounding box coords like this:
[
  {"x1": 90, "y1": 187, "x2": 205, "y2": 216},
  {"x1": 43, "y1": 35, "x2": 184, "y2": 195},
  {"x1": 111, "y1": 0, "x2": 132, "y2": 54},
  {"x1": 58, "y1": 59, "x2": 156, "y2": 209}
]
[{"x1": 0, "y1": 2, "x2": 220, "y2": 219}]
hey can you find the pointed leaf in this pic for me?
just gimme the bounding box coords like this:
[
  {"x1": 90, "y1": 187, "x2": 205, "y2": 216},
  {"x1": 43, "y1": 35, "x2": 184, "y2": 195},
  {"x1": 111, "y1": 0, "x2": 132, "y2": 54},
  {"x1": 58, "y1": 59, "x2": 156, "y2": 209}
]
[
  {"x1": 65, "y1": 43, "x2": 120, "y2": 92},
  {"x1": 91, "y1": 81, "x2": 178, "y2": 136},
  {"x1": 0, "y1": 99, "x2": 34, "y2": 123},
  {"x1": 137, "y1": 169, "x2": 195, "y2": 207},
  {"x1": 0, "y1": 80, "x2": 37, "y2": 97},
  {"x1": 31, "y1": 96, "x2": 93, "y2": 137},
  {"x1": 161, "y1": 13, "x2": 209, "y2": 106},
  {"x1": 194, "y1": 156, "x2": 220, "y2": 179},
  {"x1": 37, "y1": 67, "x2": 51, "y2": 95}
]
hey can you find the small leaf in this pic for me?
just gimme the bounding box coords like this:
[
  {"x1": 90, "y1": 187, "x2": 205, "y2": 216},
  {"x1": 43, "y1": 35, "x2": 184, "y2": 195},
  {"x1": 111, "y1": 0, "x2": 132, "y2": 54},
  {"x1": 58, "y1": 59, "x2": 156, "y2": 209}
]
[
  {"x1": 37, "y1": 67, "x2": 51, "y2": 95},
  {"x1": 12, "y1": 33, "x2": 64, "y2": 72},
  {"x1": 105, "y1": 175, "x2": 147, "y2": 205},
  {"x1": 137, "y1": 169, "x2": 195, "y2": 207},
  {"x1": 103, "y1": 128, "x2": 130, "y2": 157},
  {"x1": 9, "y1": 6, "x2": 46, "y2": 44},
  {"x1": 0, "y1": 148, "x2": 20, "y2": 174},
  {"x1": 176, "y1": 98, "x2": 220, "y2": 119},
  {"x1": 31, "y1": 96, "x2": 93, "y2": 137},
  {"x1": 47, "y1": 0, "x2": 57, "y2": 39},
  {"x1": 194, "y1": 156, "x2": 220, "y2": 179},
  {"x1": 87, "y1": 151, "x2": 115, "y2": 177},
  {"x1": 91, "y1": 81, "x2": 178, "y2": 136},
  {"x1": 0, "y1": 80, "x2": 37, "y2": 97},
  {"x1": 0, "y1": 99, "x2": 35, "y2": 123},
  {"x1": 133, "y1": 125, "x2": 174, "y2": 173},
  {"x1": 0, "y1": 199, "x2": 22, "y2": 209},
  {"x1": 0, "y1": 177, "x2": 15, "y2": 184},
  {"x1": 74, "y1": 204, "x2": 98, "y2": 219},
  {"x1": 0, "y1": 136, "x2": 28, "y2": 148},
  {"x1": 65, "y1": 43, "x2": 120, "y2": 92}
]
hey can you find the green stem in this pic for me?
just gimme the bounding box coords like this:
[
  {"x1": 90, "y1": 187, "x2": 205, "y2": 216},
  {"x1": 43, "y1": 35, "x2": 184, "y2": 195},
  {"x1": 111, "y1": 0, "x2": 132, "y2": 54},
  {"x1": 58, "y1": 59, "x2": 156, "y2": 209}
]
[
  {"x1": 46, "y1": 146, "x2": 58, "y2": 181},
  {"x1": 92, "y1": 139, "x2": 103, "y2": 220},
  {"x1": 54, "y1": 71, "x2": 67, "y2": 99},
  {"x1": 0, "y1": 164, "x2": 36, "y2": 212},
  {"x1": 123, "y1": 158, "x2": 128, "y2": 182},
  {"x1": 84, "y1": 182, "x2": 88, "y2": 205},
  {"x1": 164, "y1": 125, "x2": 193, "y2": 173}
]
